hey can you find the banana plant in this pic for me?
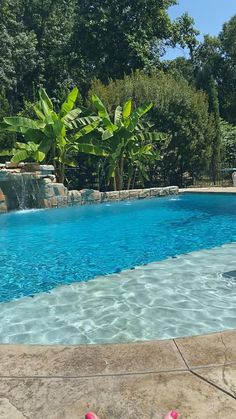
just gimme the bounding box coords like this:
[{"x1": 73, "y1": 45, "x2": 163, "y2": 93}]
[
  {"x1": 92, "y1": 95, "x2": 160, "y2": 190},
  {"x1": 0, "y1": 88, "x2": 106, "y2": 183}
]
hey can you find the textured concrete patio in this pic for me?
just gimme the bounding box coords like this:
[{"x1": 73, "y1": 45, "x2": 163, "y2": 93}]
[{"x1": 0, "y1": 330, "x2": 236, "y2": 418}]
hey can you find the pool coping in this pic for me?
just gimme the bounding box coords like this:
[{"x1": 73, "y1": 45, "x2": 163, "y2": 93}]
[
  {"x1": 180, "y1": 186, "x2": 236, "y2": 194},
  {"x1": 1, "y1": 329, "x2": 236, "y2": 417}
]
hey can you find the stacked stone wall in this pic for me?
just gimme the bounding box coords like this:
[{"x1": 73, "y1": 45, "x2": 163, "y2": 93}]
[{"x1": 0, "y1": 162, "x2": 179, "y2": 213}]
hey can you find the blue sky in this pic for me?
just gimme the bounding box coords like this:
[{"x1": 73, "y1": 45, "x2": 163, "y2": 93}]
[{"x1": 165, "y1": 0, "x2": 236, "y2": 59}]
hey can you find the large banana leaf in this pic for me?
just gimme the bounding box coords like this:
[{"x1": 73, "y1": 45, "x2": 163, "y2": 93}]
[
  {"x1": 63, "y1": 108, "x2": 82, "y2": 129},
  {"x1": 59, "y1": 158, "x2": 77, "y2": 167},
  {"x1": 3, "y1": 117, "x2": 43, "y2": 133},
  {"x1": 21, "y1": 141, "x2": 40, "y2": 152},
  {"x1": 134, "y1": 103, "x2": 153, "y2": 118},
  {"x1": 102, "y1": 129, "x2": 114, "y2": 140},
  {"x1": 34, "y1": 104, "x2": 45, "y2": 120},
  {"x1": 135, "y1": 144, "x2": 154, "y2": 156},
  {"x1": 92, "y1": 95, "x2": 116, "y2": 131},
  {"x1": 73, "y1": 121, "x2": 100, "y2": 141},
  {"x1": 35, "y1": 151, "x2": 45, "y2": 162},
  {"x1": 122, "y1": 99, "x2": 132, "y2": 118},
  {"x1": 92, "y1": 95, "x2": 109, "y2": 119},
  {"x1": 24, "y1": 128, "x2": 46, "y2": 144},
  {"x1": 11, "y1": 150, "x2": 29, "y2": 163},
  {"x1": 14, "y1": 142, "x2": 28, "y2": 150},
  {"x1": 135, "y1": 131, "x2": 162, "y2": 143},
  {"x1": 53, "y1": 120, "x2": 66, "y2": 145},
  {"x1": 38, "y1": 136, "x2": 53, "y2": 156},
  {"x1": 76, "y1": 116, "x2": 100, "y2": 126},
  {"x1": 60, "y1": 87, "x2": 79, "y2": 117},
  {"x1": 0, "y1": 149, "x2": 14, "y2": 156},
  {"x1": 76, "y1": 143, "x2": 108, "y2": 157},
  {"x1": 126, "y1": 103, "x2": 153, "y2": 132},
  {"x1": 114, "y1": 106, "x2": 122, "y2": 126},
  {"x1": 0, "y1": 122, "x2": 19, "y2": 132},
  {"x1": 39, "y1": 88, "x2": 53, "y2": 114}
]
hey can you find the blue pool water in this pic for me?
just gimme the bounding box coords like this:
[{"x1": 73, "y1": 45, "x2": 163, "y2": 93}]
[{"x1": 0, "y1": 193, "x2": 236, "y2": 303}]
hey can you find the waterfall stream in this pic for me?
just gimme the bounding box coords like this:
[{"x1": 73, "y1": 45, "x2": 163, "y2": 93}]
[{"x1": 0, "y1": 174, "x2": 43, "y2": 211}]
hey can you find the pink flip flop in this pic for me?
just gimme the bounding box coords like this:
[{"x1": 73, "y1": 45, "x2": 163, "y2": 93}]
[
  {"x1": 163, "y1": 411, "x2": 180, "y2": 419},
  {"x1": 85, "y1": 413, "x2": 99, "y2": 419},
  {"x1": 85, "y1": 410, "x2": 180, "y2": 419}
]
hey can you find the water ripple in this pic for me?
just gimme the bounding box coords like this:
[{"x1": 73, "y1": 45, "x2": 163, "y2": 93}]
[{"x1": 0, "y1": 243, "x2": 236, "y2": 344}]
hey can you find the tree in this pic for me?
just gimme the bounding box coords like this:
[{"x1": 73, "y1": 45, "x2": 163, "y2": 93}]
[
  {"x1": 171, "y1": 13, "x2": 199, "y2": 59},
  {"x1": 163, "y1": 57, "x2": 196, "y2": 86},
  {"x1": 21, "y1": 0, "x2": 80, "y2": 98},
  {"x1": 220, "y1": 15, "x2": 236, "y2": 62},
  {"x1": 192, "y1": 19, "x2": 236, "y2": 125},
  {"x1": 72, "y1": 0, "x2": 198, "y2": 83},
  {"x1": 0, "y1": 89, "x2": 15, "y2": 153},
  {"x1": 0, "y1": 88, "x2": 106, "y2": 183},
  {"x1": 193, "y1": 35, "x2": 222, "y2": 91},
  {"x1": 220, "y1": 119, "x2": 236, "y2": 168},
  {"x1": 0, "y1": 0, "x2": 200, "y2": 108},
  {"x1": 208, "y1": 77, "x2": 221, "y2": 184},
  {"x1": 92, "y1": 95, "x2": 159, "y2": 190},
  {"x1": 218, "y1": 15, "x2": 236, "y2": 124},
  {"x1": 0, "y1": 0, "x2": 37, "y2": 107}
]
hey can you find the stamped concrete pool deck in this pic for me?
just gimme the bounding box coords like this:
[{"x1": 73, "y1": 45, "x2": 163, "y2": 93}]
[{"x1": 0, "y1": 330, "x2": 236, "y2": 418}]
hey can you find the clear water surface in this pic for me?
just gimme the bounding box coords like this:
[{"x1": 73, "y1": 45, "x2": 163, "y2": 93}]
[{"x1": 0, "y1": 193, "x2": 236, "y2": 303}]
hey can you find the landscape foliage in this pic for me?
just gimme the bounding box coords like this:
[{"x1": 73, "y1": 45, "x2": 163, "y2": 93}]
[{"x1": 0, "y1": 0, "x2": 236, "y2": 188}]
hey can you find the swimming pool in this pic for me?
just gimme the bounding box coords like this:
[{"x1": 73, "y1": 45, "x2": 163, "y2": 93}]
[
  {"x1": 0, "y1": 192, "x2": 236, "y2": 344},
  {"x1": 0, "y1": 193, "x2": 236, "y2": 303}
]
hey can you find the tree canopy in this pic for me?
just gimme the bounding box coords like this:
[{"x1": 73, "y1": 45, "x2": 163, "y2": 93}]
[{"x1": 0, "y1": 0, "x2": 199, "y2": 108}]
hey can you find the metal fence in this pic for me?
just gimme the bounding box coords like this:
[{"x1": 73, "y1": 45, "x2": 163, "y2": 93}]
[
  {"x1": 65, "y1": 168, "x2": 100, "y2": 191},
  {"x1": 188, "y1": 169, "x2": 234, "y2": 188},
  {"x1": 65, "y1": 165, "x2": 235, "y2": 191}
]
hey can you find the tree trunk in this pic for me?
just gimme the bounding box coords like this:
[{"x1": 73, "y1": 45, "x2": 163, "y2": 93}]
[
  {"x1": 114, "y1": 167, "x2": 121, "y2": 191},
  {"x1": 132, "y1": 167, "x2": 138, "y2": 189},
  {"x1": 119, "y1": 157, "x2": 124, "y2": 190},
  {"x1": 55, "y1": 162, "x2": 65, "y2": 184},
  {"x1": 127, "y1": 177, "x2": 132, "y2": 190},
  {"x1": 208, "y1": 77, "x2": 221, "y2": 186},
  {"x1": 113, "y1": 175, "x2": 117, "y2": 191}
]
